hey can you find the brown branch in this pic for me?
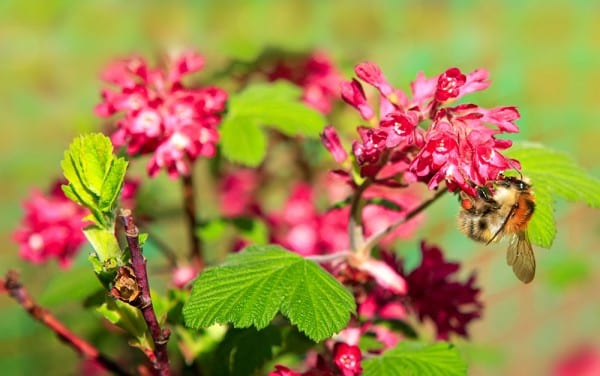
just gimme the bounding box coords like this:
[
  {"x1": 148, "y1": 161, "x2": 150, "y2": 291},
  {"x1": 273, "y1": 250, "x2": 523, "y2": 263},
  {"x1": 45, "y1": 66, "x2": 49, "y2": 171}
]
[
  {"x1": 0, "y1": 270, "x2": 132, "y2": 376},
  {"x1": 181, "y1": 173, "x2": 203, "y2": 268},
  {"x1": 119, "y1": 209, "x2": 171, "y2": 376},
  {"x1": 360, "y1": 186, "x2": 449, "y2": 255}
]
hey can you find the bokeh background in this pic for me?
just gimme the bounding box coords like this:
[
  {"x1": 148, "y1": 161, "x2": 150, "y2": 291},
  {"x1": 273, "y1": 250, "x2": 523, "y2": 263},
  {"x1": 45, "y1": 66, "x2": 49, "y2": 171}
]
[{"x1": 1, "y1": 1, "x2": 599, "y2": 375}]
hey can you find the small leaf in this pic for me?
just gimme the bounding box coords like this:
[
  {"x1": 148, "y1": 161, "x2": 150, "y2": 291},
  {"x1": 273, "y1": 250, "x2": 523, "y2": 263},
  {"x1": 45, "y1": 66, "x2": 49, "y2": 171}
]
[
  {"x1": 183, "y1": 245, "x2": 355, "y2": 342},
  {"x1": 96, "y1": 298, "x2": 154, "y2": 351},
  {"x1": 230, "y1": 217, "x2": 268, "y2": 245},
  {"x1": 220, "y1": 118, "x2": 267, "y2": 166},
  {"x1": 363, "y1": 341, "x2": 467, "y2": 376},
  {"x1": 220, "y1": 82, "x2": 326, "y2": 166},
  {"x1": 61, "y1": 133, "x2": 128, "y2": 227},
  {"x1": 84, "y1": 225, "x2": 123, "y2": 263},
  {"x1": 506, "y1": 143, "x2": 600, "y2": 248}
]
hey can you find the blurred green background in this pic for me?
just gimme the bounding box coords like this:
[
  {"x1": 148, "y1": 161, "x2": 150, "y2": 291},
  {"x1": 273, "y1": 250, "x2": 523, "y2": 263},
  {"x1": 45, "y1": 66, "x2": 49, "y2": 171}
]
[{"x1": 1, "y1": 1, "x2": 599, "y2": 375}]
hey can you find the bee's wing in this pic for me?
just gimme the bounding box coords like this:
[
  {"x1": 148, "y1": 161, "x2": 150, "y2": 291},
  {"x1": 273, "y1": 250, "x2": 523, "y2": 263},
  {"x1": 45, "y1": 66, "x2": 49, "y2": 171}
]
[{"x1": 506, "y1": 231, "x2": 536, "y2": 283}]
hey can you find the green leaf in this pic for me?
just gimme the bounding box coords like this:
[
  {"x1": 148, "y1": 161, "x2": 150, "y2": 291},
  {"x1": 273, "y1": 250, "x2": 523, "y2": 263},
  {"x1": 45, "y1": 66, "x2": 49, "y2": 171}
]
[
  {"x1": 220, "y1": 117, "x2": 267, "y2": 166},
  {"x1": 363, "y1": 341, "x2": 467, "y2": 376},
  {"x1": 61, "y1": 133, "x2": 128, "y2": 227},
  {"x1": 96, "y1": 298, "x2": 154, "y2": 351},
  {"x1": 230, "y1": 217, "x2": 269, "y2": 245},
  {"x1": 220, "y1": 82, "x2": 326, "y2": 166},
  {"x1": 211, "y1": 326, "x2": 282, "y2": 376},
  {"x1": 83, "y1": 225, "x2": 123, "y2": 263},
  {"x1": 506, "y1": 143, "x2": 600, "y2": 248},
  {"x1": 183, "y1": 245, "x2": 355, "y2": 342}
]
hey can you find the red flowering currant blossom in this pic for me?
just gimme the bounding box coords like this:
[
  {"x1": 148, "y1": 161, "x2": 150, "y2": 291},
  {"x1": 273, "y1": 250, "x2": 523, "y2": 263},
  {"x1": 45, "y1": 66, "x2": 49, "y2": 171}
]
[
  {"x1": 265, "y1": 51, "x2": 344, "y2": 114},
  {"x1": 217, "y1": 168, "x2": 261, "y2": 218},
  {"x1": 342, "y1": 63, "x2": 521, "y2": 194},
  {"x1": 321, "y1": 125, "x2": 348, "y2": 163},
  {"x1": 398, "y1": 241, "x2": 483, "y2": 339},
  {"x1": 95, "y1": 51, "x2": 228, "y2": 179},
  {"x1": 554, "y1": 345, "x2": 600, "y2": 376},
  {"x1": 333, "y1": 342, "x2": 362, "y2": 376},
  {"x1": 268, "y1": 365, "x2": 302, "y2": 376},
  {"x1": 12, "y1": 182, "x2": 88, "y2": 268}
]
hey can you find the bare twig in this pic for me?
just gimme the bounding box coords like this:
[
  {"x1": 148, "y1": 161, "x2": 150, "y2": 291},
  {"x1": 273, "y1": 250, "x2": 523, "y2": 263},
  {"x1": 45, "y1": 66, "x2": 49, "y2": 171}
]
[
  {"x1": 0, "y1": 270, "x2": 132, "y2": 376},
  {"x1": 119, "y1": 209, "x2": 171, "y2": 376},
  {"x1": 181, "y1": 174, "x2": 203, "y2": 268},
  {"x1": 360, "y1": 186, "x2": 449, "y2": 255},
  {"x1": 348, "y1": 178, "x2": 373, "y2": 252}
]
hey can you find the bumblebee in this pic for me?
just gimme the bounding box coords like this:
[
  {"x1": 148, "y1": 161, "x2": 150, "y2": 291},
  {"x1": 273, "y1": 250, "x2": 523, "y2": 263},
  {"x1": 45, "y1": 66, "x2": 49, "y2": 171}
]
[{"x1": 458, "y1": 176, "x2": 536, "y2": 283}]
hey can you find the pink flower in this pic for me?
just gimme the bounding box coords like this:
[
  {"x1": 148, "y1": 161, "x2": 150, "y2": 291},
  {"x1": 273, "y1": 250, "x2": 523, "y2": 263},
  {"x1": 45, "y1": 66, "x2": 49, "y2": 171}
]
[
  {"x1": 12, "y1": 182, "x2": 88, "y2": 268},
  {"x1": 400, "y1": 241, "x2": 483, "y2": 339},
  {"x1": 321, "y1": 125, "x2": 348, "y2": 163},
  {"x1": 341, "y1": 79, "x2": 375, "y2": 120},
  {"x1": 333, "y1": 342, "x2": 362, "y2": 376},
  {"x1": 554, "y1": 345, "x2": 600, "y2": 376},
  {"x1": 218, "y1": 168, "x2": 261, "y2": 217},
  {"x1": 95, "y1": 51, "x2": 228, "y2": 178},
  {"x1": 268, "y1": 365, "x2": 302, "y2": 376},
  {"x1": 435, "y1": 67, "x2": 466, "y2": 102},
  {"x1": 355, "y1": 62, "x2": 394, "y2": 97},
  {"x1": 171, "y1": 264, "x2": 199, "y2": 289},
  {"x1": 339, "y1": 63, "x2": 517, "y2": 191},
  {"x1": 263, "y1": 51, "x2": 343, "y2": 114}
]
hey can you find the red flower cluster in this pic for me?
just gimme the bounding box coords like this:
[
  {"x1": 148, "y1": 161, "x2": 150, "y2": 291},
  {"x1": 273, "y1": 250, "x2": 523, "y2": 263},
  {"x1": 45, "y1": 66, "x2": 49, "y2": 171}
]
[
  {"x1": 265, "y1": 51, "x2": 343, "y2": 114},
  {"x1": 329, "y1": 62, "x2": 521, "y2": 195},
  {"x1": 95, "y1": 51, "x2": 228, "y2": 178},
  {"x1": 399, "y1": 241, "x2": 483, "y2": 339},
  {"x1": 12, "y1": 182, "x2": 88, "y2": 268}
]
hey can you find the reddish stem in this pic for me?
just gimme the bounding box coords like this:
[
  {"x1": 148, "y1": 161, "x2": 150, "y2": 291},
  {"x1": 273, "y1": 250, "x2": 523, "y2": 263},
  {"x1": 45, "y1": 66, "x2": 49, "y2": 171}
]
[
  {"x1": 0, "y1": 270, "x2": 132, "y2": 376},
  {"x1": 181, "y1": 173, "x2": 203, "y2": 268},
  {"x1": 119, "y1": 209, "x2": 171, "y2": 376}
]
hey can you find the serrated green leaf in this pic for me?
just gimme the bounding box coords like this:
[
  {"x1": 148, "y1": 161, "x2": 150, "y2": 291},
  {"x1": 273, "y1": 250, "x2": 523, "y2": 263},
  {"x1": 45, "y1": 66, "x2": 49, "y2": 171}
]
[
  {"x1": 363, "y1": 341, "x2": 467, "y2": 376},
  {"x1": 526, "y1": 184, "x2": 555, "y2": 248},
  {"x1": 220, "y1": 117, "x2": 267, "y2": 166},
  {"x1": 61, "y1": 133, "x2": 128, "y2": 227},
  {"x1": 183, "y1": 245, "x2": 355, "y2": 342},
  {"x1": 220, "y1": 82, "x2": 326, "y2": 166},
  {"x1": 99, "y1": 157, "x2": 128, "y2": 211},
  {"x1": 508, "y1": 143, "x2": 600, "y2": 206},
  {"x1": 506, "y1": 143, "x2": 600, "y2": 248},
  {"x1": 80, "y1": 133, "x2": 113, "y2": 196}
]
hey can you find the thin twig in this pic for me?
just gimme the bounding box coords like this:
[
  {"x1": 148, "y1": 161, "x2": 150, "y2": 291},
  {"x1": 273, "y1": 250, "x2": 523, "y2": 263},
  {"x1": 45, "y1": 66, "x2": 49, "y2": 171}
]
[
  {"x1": 119, "y1": 209, "x2": 171, "y2": 376},
  {"x1": 306, "y1": 250, "x2": 352, "y2": 264},
  {"x1": 0, "y1": 270, "x2": 132, "y2": 376},
  {"x1": 181, "y1": 174, "x2": 203, "y2": 268},
  {"x1": 348, "y1": 178, "x2": 373, "y2": 252},
  {"x1": 360, "y1": 186, "x2": 449, "y2": 255}
]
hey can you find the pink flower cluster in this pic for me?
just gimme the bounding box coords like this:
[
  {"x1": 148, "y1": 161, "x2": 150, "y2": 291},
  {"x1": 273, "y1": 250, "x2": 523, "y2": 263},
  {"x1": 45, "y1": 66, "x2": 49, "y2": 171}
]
[
  {"x1": 12, "y1": 182, "x2": 88, "y2": 268},
  {"x1": 264, "y1": 51, "x2": 343, "y2": 114},
  {"x1": 268, "y1": 181, "x2": 423, "y2": 257},
  {"x1": 324, "y1": 62, "x2": 521, "y2": 195},
  {"x1": 95, "y1": 51, "x2": 228, "y2": 178}
]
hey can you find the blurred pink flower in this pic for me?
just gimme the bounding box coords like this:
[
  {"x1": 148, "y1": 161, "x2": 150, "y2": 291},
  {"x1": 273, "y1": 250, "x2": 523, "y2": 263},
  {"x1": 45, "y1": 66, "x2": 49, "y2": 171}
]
[
  {"x1": 218, "y1": 168, "x2": 261, "y2": 217},
  {"x1": 554, "y1": 345, "x2": 600, "y2": 376},
  {"x1": 266, "y1": 51, "x2": 343, "y2": 114},
  {"x1": 12, "y1": 182, "x2": 88, "y2": 268},
  {"x1": 95, "y1": 51, "x2": 227, "y2": 179}
]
